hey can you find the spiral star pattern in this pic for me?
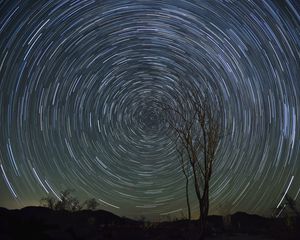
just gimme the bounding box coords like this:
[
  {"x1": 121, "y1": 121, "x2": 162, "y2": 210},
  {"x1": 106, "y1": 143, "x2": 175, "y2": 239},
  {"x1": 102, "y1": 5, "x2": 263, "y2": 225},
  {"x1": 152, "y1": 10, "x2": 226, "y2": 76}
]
[{"x1": 0, "y1": 0, "x2": 299, "y2": 220}]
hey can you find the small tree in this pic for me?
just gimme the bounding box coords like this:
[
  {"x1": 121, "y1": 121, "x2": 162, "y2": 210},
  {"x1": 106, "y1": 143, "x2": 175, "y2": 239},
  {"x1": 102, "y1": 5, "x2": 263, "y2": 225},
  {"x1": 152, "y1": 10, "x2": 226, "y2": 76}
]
[
  {"x1": 41, "y1": 189, "x2": 82, "y2": 212},
  {"x1": 54, "y1": 189, "x2": 73, "y2": 211},
  {"x1": 275, "y1": 194, "x2": 300, "y2": 218},
  {"x1": 285, "y1": 194, "x2": 299, "y2": 217},
  {"x1": 55, "y1": 189, "x2": 83, "y2": 211},
  {"x1": 70, "y1": 198, "x2": 83, "y2": 212},
  {"x1": 40, "y1": 196, "x2": 56, "y2": 210},
  {"x1": 83, "y1": 198, "x2": 99, "y2": 210}
]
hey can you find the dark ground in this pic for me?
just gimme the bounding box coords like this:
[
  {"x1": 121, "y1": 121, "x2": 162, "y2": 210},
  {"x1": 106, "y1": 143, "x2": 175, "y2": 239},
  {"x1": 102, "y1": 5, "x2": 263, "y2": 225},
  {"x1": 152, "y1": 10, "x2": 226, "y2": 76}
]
[{"x1": 0, "y1": 207, "x2": 299, "y2": 240}]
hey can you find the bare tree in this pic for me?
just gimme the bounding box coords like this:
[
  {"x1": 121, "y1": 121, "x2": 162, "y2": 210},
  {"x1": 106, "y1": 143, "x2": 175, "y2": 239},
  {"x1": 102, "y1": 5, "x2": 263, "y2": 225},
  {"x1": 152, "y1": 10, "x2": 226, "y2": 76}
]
[{"x1": 160, "y1": 90, "x2": 222, "y2": 240}]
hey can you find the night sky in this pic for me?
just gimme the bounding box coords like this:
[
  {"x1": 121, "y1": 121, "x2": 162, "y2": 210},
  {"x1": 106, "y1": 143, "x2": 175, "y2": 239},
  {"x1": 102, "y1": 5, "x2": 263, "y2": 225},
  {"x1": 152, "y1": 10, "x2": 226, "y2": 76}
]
[{"x1": 0, "y1": 0, "x2": 300, "y2": 220}]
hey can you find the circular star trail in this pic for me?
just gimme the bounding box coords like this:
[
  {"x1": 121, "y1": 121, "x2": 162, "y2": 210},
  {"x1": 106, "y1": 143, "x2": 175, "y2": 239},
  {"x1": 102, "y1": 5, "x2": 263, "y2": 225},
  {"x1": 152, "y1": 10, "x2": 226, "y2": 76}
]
[{"x1": 0, "y1": 0, "x2": 300, "y2": 220}]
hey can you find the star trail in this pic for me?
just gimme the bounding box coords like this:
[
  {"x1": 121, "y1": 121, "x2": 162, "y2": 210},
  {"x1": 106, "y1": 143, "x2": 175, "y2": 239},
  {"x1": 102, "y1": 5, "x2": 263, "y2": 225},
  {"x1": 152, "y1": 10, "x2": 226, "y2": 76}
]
[{"x1": 0, "y1": 0, "x2": 299, "y2": 220}]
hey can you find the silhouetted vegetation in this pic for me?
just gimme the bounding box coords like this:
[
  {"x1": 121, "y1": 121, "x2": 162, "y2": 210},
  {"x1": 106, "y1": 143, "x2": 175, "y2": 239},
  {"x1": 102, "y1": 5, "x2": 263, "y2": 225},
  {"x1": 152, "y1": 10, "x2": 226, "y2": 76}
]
[
  {"x1": 271, "y1": 194, "x2": 300, "y2": 240},
  {"x1": 159, "y1": 90, "x2": 223, "y2": 239},
  {"x1": 82, "y1": 197, "x2": 100, "y2": 210},
  {"x1": 40, "y1": 189, "x2": 99, "y2": 212}
]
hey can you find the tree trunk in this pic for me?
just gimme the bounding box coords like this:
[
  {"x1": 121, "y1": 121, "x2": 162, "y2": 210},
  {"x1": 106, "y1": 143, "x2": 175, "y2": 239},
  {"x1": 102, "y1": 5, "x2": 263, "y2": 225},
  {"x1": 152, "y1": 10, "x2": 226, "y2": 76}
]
[
  {"x1": 186, "y1": 177, "x2": 191, "y2": 220},
  {"x1": 198, "y1": 204, "x2": 208, "y2": 240},
  {"x1": 198, "y1": 186, "x2": 209, "y2": 240}
]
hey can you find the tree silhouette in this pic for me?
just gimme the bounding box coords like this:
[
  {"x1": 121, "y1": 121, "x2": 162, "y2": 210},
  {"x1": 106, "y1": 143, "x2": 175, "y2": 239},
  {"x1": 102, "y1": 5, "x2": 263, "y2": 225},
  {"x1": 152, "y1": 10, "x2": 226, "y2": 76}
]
[
  {"x1": 40, "y1": 190, "x2": 102, "y2": 212},
  {"x1": 159, "y1": 90, "x2": 222, "y2": 240},
  {"x1": 285, "y1": 194, "x2": 299, "y2": 217},
  {"x1": 54, "y1": 189, "x2": 82, "y2": 211},
  {"x1": 41, "y1": 189, "x2": 82, "y2": 211},
  {"x1": 40, "y1": 196, "x2": 56, "y2": 210},
  {"x1": 275, "y1": 194, "x2": 300, "y2": 218},
  {"x1": 83, "y1": 198, "x2": 100, "y2": 210}
]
